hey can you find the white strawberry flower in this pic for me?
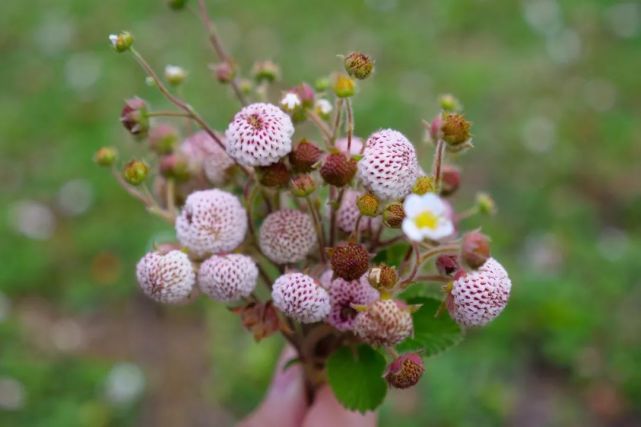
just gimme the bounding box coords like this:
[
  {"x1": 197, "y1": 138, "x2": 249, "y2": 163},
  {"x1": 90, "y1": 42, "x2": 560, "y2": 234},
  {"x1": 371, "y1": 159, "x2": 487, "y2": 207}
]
[
  {"x1": 402, "y1": 193, "x2": 454, "y2": 241},
  {"x1": 280, "y1": 92, "x2": 302, "y2": 111},
  {"x1": 108, "y1": 34, "x2": 118, "y2": 47},
  {"x1": 315, "y1": 99, "x2": 332, "y2": 116}
]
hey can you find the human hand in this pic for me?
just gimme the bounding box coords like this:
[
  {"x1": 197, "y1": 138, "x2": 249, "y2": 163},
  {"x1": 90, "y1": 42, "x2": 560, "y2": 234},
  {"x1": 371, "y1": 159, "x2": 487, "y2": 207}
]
[{"x1": 239, "y1": 346, "x2": 377, "y2": 427}]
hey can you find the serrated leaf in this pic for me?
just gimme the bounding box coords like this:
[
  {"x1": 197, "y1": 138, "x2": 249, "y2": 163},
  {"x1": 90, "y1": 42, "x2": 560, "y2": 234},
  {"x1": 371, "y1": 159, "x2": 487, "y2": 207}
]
[
  {"x1": 326, "y1": 345, "x2": 387, "y2": 413},
  {"x1": 397, "y1": 297, "x2": 463, "y2": 356}
]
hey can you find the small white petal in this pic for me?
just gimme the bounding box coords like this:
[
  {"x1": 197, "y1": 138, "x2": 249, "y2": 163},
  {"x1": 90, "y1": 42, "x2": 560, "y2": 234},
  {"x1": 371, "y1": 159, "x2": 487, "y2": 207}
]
[
  {"x1": 281, "y1": 93, "x2": 301, "y2": 110},
  {"x1": 108, "y1": 35, "x2": 118, "y2": 46},
  {"x1": 315, "y1": 99, "x2": 332, "y2": 114},
  {"x1": 403, "y1": 194, "x2": 425, "y2": 218},
  {"x1": 420, "y1": 193, "x2": 448, "y2": 215},
  {"x1": 402, "y1": 218, "x2": 424, "y2": 241},
  {"x1": 423, "y1": 219, "x2": 454, "y2": 240}
]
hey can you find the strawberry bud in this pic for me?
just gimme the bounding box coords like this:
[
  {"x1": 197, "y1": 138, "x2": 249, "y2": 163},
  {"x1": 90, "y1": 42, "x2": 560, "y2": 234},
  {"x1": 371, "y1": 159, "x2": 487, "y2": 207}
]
[
  {"x1": 383, "y1": 203, "x2": 405, "y2": 228},
  {"x1": 94, "y1": 147, "x2": 118, "y2": 167},
  {"x1": 461, "y1": 231, "x2": 491, "y2": 269},
  {"x1": 120, "y1": 97, "x2": 149, "y2": 139},
  {"x1": 413, "y1": 176, "x2": 435, "y2": 195},
  {"x1": 123, "y1": 160, "x2": 149, "y2": 186},
  {"x1": 148, "y1": 123, "x2": 179, "y2": 154},
  {"x1": 356, "y1": 193, "x2": 379, "y2": 217},
  {"x1": 436, "y1": 254, "x2": 460, "y2": 276},
  {"x1": 212, "y1": 62, "x2": 235, "y2": 83},
  {"x1": 290, "y1": 174, "x2": 316, "y2": 197},
  {"x1": 440, "y1": 165, "x2": 460, "y2": 196},
  {"x1": 333, "y1": 74, "x2": 356, "y2": 98}
]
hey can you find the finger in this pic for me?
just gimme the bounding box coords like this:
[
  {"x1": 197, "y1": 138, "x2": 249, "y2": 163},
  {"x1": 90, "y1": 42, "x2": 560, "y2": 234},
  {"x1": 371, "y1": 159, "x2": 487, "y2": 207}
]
[
  {"x1": 238, "y1": 345, "x2": 307, "y2": 427},
  {"x1": 302, "y1": 386, "x2": 377, "y2": 427}
]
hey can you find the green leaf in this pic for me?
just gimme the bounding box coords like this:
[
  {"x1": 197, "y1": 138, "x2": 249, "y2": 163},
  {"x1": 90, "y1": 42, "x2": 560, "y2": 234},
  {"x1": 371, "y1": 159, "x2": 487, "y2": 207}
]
[
  {"x1": 397, "y1": 297, "x2": 464, "y2": 356},
  {"x1": 373, "y1": 243, "x2": 410, "y2": 267},
  {"x1": 326, "y1": 345, "x2": 387, "y2": 412},
  {"x1": 397, "y1": 282, "x2": 443, "y2": 300}
]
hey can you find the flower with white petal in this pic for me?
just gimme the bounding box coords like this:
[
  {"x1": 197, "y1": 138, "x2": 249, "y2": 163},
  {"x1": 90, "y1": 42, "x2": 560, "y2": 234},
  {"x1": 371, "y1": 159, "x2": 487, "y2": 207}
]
[
  {"x1": 108, "y1": 34, "x2": 118, "y2": 47},
  {"x1": 164, "y1": 65, "x2": 187, "y2": 85},
  {"x1": 402, "y1": 193, "x2": 454, "y2": 241},
  {"x1": 315, "y1": 99, "x2": 333, "y2": 117},
  {"x1": 280, "y1": 92, "x2": 302, "y2": 112}
]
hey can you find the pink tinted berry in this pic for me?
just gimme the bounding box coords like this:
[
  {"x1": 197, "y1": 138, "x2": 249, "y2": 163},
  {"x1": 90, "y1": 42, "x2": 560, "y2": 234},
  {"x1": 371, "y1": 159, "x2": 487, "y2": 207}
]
[
  {"x1": 448, "y1": 258, "x2": 511, "y2": 328},
  {"x1": 198, "y1": 254, "x2": 258, "y2": 302},
  {"x1": 320, "y1": 270, "x2": 379, "y2": 331},
  {"x1": 175, "y1": 189, "x2": 247, "y2": 257},
  {"x1": 354, "y1": 299, "x2": 413, "y2": 347},
  {"x1": 358, "y1": 129, "x2": 419, "y2": 200},
  {"x1": 180, "y1": 131, "x2": 234, "y2": 186},
  {"x1": 259, "y1": 209, "x2": 316, "y2": 264},
  {"x1": 225, "y1": 102, "x2": 294, "y2": 167},
  {"x1": 272, "y1": 273, "x2": 330, "y2": 323},
  {"x1": 136, "y1": 250, "x2": 195, "y2": 304}
]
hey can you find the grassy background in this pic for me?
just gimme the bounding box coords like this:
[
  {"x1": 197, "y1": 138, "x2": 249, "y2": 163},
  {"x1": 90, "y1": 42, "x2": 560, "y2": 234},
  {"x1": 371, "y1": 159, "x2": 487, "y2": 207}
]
[{"x1": 1, "y1": 0, "x2": 640, "y2": 425}]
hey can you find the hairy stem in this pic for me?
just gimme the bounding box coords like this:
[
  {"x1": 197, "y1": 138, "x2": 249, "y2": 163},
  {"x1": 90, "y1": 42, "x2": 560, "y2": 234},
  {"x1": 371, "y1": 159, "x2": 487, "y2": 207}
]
[
  {"x1": 346, "y1": 98, "x2": 354, "y2": 152},
  {"x1": 306, "y1": 196, "x2": 327, "y2": 262},
  {"x1": 307, "y1": 110, "x2": 333, "y2": 147},
  {"x1": 195, "y1": 0, "x2": 247, "y2": 106},
  {"x1": 398, "y1": 241, "x2": 422, "y2": 287},
  {"x1": 329, "y1": 187, "x2": 345, "y2": 247},
  {"x1": 129, "y1": 48, "x2": 252, "y2": 177},
  {"x1": 147, "y1": 111, "x2": 191, "y2": 118},
  {"x1": 432, "y1": 139, "x2": 445, "y2": 191},
  {"x1": 111, "y1": 167, "x2": 175, "y2": 224},
  {"x1": 330, "y1": 98, "x2": 344, "y2": 145}
]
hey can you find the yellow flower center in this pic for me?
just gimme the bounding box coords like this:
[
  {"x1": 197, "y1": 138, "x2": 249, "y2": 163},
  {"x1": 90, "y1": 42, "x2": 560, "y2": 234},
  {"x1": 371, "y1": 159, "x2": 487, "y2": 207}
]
[{"x1": 415, "y1": 210, "x2": 438, "y2": 230}]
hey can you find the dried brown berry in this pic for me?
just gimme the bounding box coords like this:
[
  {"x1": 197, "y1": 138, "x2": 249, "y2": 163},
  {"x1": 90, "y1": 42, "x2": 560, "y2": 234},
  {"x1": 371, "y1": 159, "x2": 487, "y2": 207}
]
[
  {"x1": 320, "y1": 152, "x2": 357, "y2": 187},
  {"x1": 257, "y1": 161, "x2": 290, "y2": 188},
  {"x1": 344, "y1": 52, "x2": 374, "y2": 80},
  {"x1": 441, "y1": 112, "x2": 471, "y2": 146},
  {"x1": 368, "y1": 264, "x2": 398, "y2": 291},
  {"x1": 329, "y1": 242, "x2": 369, "y2": 281},
  {"x1": 383, "y1": 203, "x2": 405, "y2": 228},
  {"x1": 289, "y1": 139, "x2": 323, "y2": 172},
  {"x1": 385, "y1": 353, "x2": 425, "y2": 389}
]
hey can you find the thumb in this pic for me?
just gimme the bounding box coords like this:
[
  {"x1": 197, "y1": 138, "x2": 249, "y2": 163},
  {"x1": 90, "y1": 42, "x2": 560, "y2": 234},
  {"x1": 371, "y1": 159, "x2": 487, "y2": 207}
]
[
  {"x1": 238, "y1": 345, "x2": 307, "y2": 427},
  {"x1": 303, "y1": 386, "x2": 377, "y2": 427}
]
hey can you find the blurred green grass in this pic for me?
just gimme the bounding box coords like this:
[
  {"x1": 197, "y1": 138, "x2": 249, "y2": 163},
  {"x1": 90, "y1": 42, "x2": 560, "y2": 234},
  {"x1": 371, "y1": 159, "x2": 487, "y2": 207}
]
[{"x1": 1, "y1": 0, "x2": 641, "y2": 426}]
